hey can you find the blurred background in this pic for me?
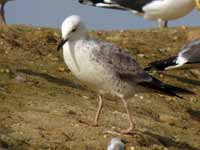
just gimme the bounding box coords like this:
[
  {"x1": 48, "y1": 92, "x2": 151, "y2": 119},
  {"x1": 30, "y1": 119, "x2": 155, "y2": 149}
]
[{"x1": 6, "y1": 0, "x2": 200, "y2": 30}]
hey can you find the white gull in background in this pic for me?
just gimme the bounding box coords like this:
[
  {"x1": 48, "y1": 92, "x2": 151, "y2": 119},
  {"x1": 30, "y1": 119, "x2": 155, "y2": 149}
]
[
  {"x1": 145, "y1": 39, "x2": 200, "y2": 71},
  {"x1": 79, "y1": 0, "x2": 196, "y2": 28},
  {"x1": 57, "y1": 15, "x2": 194, "y2": 134},
  {"x1": 0, "y1": 0, "x2": 13, "y2": 24}
]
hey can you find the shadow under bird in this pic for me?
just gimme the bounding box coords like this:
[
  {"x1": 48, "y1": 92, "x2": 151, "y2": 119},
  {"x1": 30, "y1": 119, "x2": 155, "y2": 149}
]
[
  {"x1": 145, "y1": 39, "x2": 200, "y2": 71},
  {"x1": 0, "y1": 0, "x2": 13, "y2": 24},
  {"x1": 57, "y1": 15, "x2": 194, "y2": 134},
  {"x1": 79, "y1": 0, "x2": 197, "y2": 28}
]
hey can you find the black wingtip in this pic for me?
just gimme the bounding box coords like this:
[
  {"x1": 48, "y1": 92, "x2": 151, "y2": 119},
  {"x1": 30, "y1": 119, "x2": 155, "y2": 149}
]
[
  {"x1": 145, "y1": 56, "x2": 178, "y2": 71},
  {"x1": 139, "y1": 76, "x2": 195, "y2": 100}
]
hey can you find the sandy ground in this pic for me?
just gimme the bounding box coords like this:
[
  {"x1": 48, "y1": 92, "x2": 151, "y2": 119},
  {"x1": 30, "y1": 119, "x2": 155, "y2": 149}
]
[{"x1": 0, "y1": 25, "x2": 199, "y2": 150}]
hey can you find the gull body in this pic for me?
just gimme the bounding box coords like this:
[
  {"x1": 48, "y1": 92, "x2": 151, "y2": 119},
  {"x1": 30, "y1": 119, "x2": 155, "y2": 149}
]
[
  {"x1": 79, "y1": 0, "x2": 195, "y2": 28},
  {"x1": 145, "y1": 39, "x2": 200, "y2": 71},
  {"x1": 57, "y1": 15, "x2": 193, "y2": 134}
]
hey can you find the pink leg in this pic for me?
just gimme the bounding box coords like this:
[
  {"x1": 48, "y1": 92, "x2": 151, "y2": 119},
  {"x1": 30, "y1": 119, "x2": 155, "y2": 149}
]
[
  {"x1": 78, "y1": 95, "x2": 103, "y2": 127},
  {"x1": 93, "y1": 95, "x2": 103, "y2": 126},
  {"x1": 120, "y1": 98, "x2": 135, "y2": 134}
]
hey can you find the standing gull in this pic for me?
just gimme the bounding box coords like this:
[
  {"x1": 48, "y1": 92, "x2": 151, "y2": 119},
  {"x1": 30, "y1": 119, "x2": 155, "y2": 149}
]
[
  {"x1": 79, "y1": 0, "x2": 196, "y2": 28},
  {"x1": 57, "y1": 15, "x2": 193, "y2": 134},
  {"x1": 145, "y1": 39, "x2": 200, "y2": 71},
  {"x1": 0, "y1": 0, "x2": 13, "y2": 24}
]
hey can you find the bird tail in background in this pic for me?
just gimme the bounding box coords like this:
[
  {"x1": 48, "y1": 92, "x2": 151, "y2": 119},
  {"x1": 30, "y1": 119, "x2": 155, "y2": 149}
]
[
  {"x1": 144, "y1": 56, "x2": 178, "y2": 71},
  {"x1": 139, "y1": 77, "x2": 195, "y2": 99},
  {"x1": 79, "y1": 0, "x2": 126, "y2": 10},
  {"x1": 79, "y1": 0, "x2": 107, "y2": 5}
]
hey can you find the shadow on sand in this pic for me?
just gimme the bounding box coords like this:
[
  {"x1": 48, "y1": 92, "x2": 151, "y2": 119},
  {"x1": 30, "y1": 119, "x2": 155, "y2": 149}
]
[
  {"x1": 17, "y1": 69, "x2": 85, "y2": 90},
  {"x1": 187, "y1": 108, "x2": 200, "y2": 122},
  {"x1": 162, "y1": 73, "x2": 200, "y2": 87},
  {"x1": 144, "y1": 131, "x2": 199, "y2": 150}
]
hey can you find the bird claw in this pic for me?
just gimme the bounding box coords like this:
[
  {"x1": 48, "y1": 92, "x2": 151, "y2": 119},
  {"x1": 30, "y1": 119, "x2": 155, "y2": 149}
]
[
  {"x1": 78, "y1": 119, "x2": 99, "y2": 127},
  {"x1": 104, "y1": 127, "x2": 135, "y2": 135},
  {"x1": 120, "y1": 128, "x2": 135, "y2": 135}
]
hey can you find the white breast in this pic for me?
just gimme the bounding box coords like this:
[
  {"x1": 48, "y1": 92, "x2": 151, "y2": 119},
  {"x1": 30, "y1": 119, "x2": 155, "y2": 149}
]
[
  {"x1": 63, "y1": 40, "x2": 115, "y2": 92},
  {"x1": 143, "y1": 0, "x2": 195, "y2": 20}
]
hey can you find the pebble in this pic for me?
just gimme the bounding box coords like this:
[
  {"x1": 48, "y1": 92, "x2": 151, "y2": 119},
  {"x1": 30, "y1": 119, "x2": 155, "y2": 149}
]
[
  {"x1": 15, "y1": 74, "x2": 26, "y2": 82},
  {"x1": 138, "y1": 54, "x2": 145, "y2": 58},
  {"x1": 159, "y1": 114, "x2": 177, "y2": 125},
  {"x1": 173, "y1": 36, "x2": 178, "y2": 41},
  {"x1": 57, "y1": 67, "x2": 65, "y2": 72},
  {"x1": 159, "y1": 74, "x2": 164, "y2": 78},
  {"x1": 139, "y1": 96, "x2": 144, "y2": 100},
  {"x1": 129, "y1": 146, "x2": 135, "y2": 150},
  {"x1": 82, "y1": 96, "x2": 89, "y2": 99},
  {"x1": 107, "y1": 138, "x2": 125, "y2": 150},
  {"x1": 181, "y1": 26, "x2": 187, "y2": 30}
]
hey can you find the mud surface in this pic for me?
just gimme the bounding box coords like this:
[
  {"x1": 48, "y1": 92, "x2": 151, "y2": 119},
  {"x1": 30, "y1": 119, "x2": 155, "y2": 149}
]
[{"x1": 0, "y1": 25, "x2": 200, "y2": 150}]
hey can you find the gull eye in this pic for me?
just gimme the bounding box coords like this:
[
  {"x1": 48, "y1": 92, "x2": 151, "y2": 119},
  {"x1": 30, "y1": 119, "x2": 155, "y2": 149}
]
[{"x1": 72, "y1": 28, "x2": 76, "y2": 32}]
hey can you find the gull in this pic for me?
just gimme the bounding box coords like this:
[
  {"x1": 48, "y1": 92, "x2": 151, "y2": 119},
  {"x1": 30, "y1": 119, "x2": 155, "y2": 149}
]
[
  {"x1": 0, "y1": 0, "x2": 13, "y2": 24},
  {"x1": 79, "y1": 0, "x2": 196, "y2": 28},
  {"x1": 145, "y1": 39, "x2": 200, "y2": 71},
  {"x1": 107, "y1": 138, "x2": 125, "y2": 150},
  {"x1": 57, "y1": 15, "x2": 193, "y2": 134}
]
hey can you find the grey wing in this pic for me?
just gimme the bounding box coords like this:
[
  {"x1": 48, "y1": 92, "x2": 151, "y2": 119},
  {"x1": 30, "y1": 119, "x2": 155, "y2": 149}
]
[
  {"x1": 179, "y1": 39, "x2": 200, "y2": 63},
  {"x1": 91, "y1": 40, "x2": 193, "y2": 97},
  {"x1": 91, "y1": 40, "x2": 151, "y2": 84}
]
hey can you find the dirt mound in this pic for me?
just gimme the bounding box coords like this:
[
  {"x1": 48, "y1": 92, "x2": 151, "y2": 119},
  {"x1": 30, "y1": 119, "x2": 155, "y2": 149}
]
[{"x1": 0, "y1": 25, "x2": 199, "y2": 150}]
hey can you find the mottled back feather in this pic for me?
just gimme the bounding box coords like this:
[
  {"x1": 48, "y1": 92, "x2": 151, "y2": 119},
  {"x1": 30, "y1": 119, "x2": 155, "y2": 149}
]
[{"x1": 91, "y1": 39, "x2": 154, "y2": 84}]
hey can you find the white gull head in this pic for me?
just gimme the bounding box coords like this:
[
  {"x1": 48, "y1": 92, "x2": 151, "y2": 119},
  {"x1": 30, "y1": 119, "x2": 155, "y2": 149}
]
[
  {"x1": 57, "y1": 15, "x2": 88, "y2": 50},
  {"x1": 62, "y1": 15, "x2": 87, "y2": 40}
]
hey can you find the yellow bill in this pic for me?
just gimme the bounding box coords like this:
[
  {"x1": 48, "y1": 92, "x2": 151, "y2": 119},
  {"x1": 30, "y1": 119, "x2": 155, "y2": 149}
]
[{"x1": 195, "y1": 0, "x2": 200, "y2": 11}]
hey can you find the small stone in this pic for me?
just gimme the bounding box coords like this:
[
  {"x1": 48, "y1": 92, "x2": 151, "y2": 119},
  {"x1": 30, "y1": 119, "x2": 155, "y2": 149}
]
[
  {"x1": 130, "y1": 146, "x2": 135, "y2": 150},
  {"x1": 82, "y1": 96, "x2": 89, "y2": 99},
  {"x1": 5, "y1": 69, "x2": 10, "y2": 73},
  {"x1": 138, "y1": 53, "x2": 145, "y2": 58},
  {"x1": 159, "y1": 48, "x2": 167, "y2": 52},
  {"x1": 159, "y1": 114, "x2": 177, "y2": 125},
  {"x1": 0, "y1": 69, "x2": 4, "y2": 73},
  {"x1": 173, "y1": 36, "x2": 178, "y2": 41},
  {"x1": 57, "y1": 67, "x2": 65, "y2": 72},
  {"x1": 15, "y1": 74, "x2": 26, "y2": 82},
  {"x1": 111, "y1": 126, "x2": 116, "y2": 130},
  {"x1": 139, "y1": 96, "x2": 144, "y2": 100},
  {"x1": 159, "y1": 74, "x2": 164, "y2": 78},
  {"x1": 181, "y1": 26, "x2": 187, "y2": 30},
  {"x1": 51, "y1": 57, "x2": 59, "y2": 61}
]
